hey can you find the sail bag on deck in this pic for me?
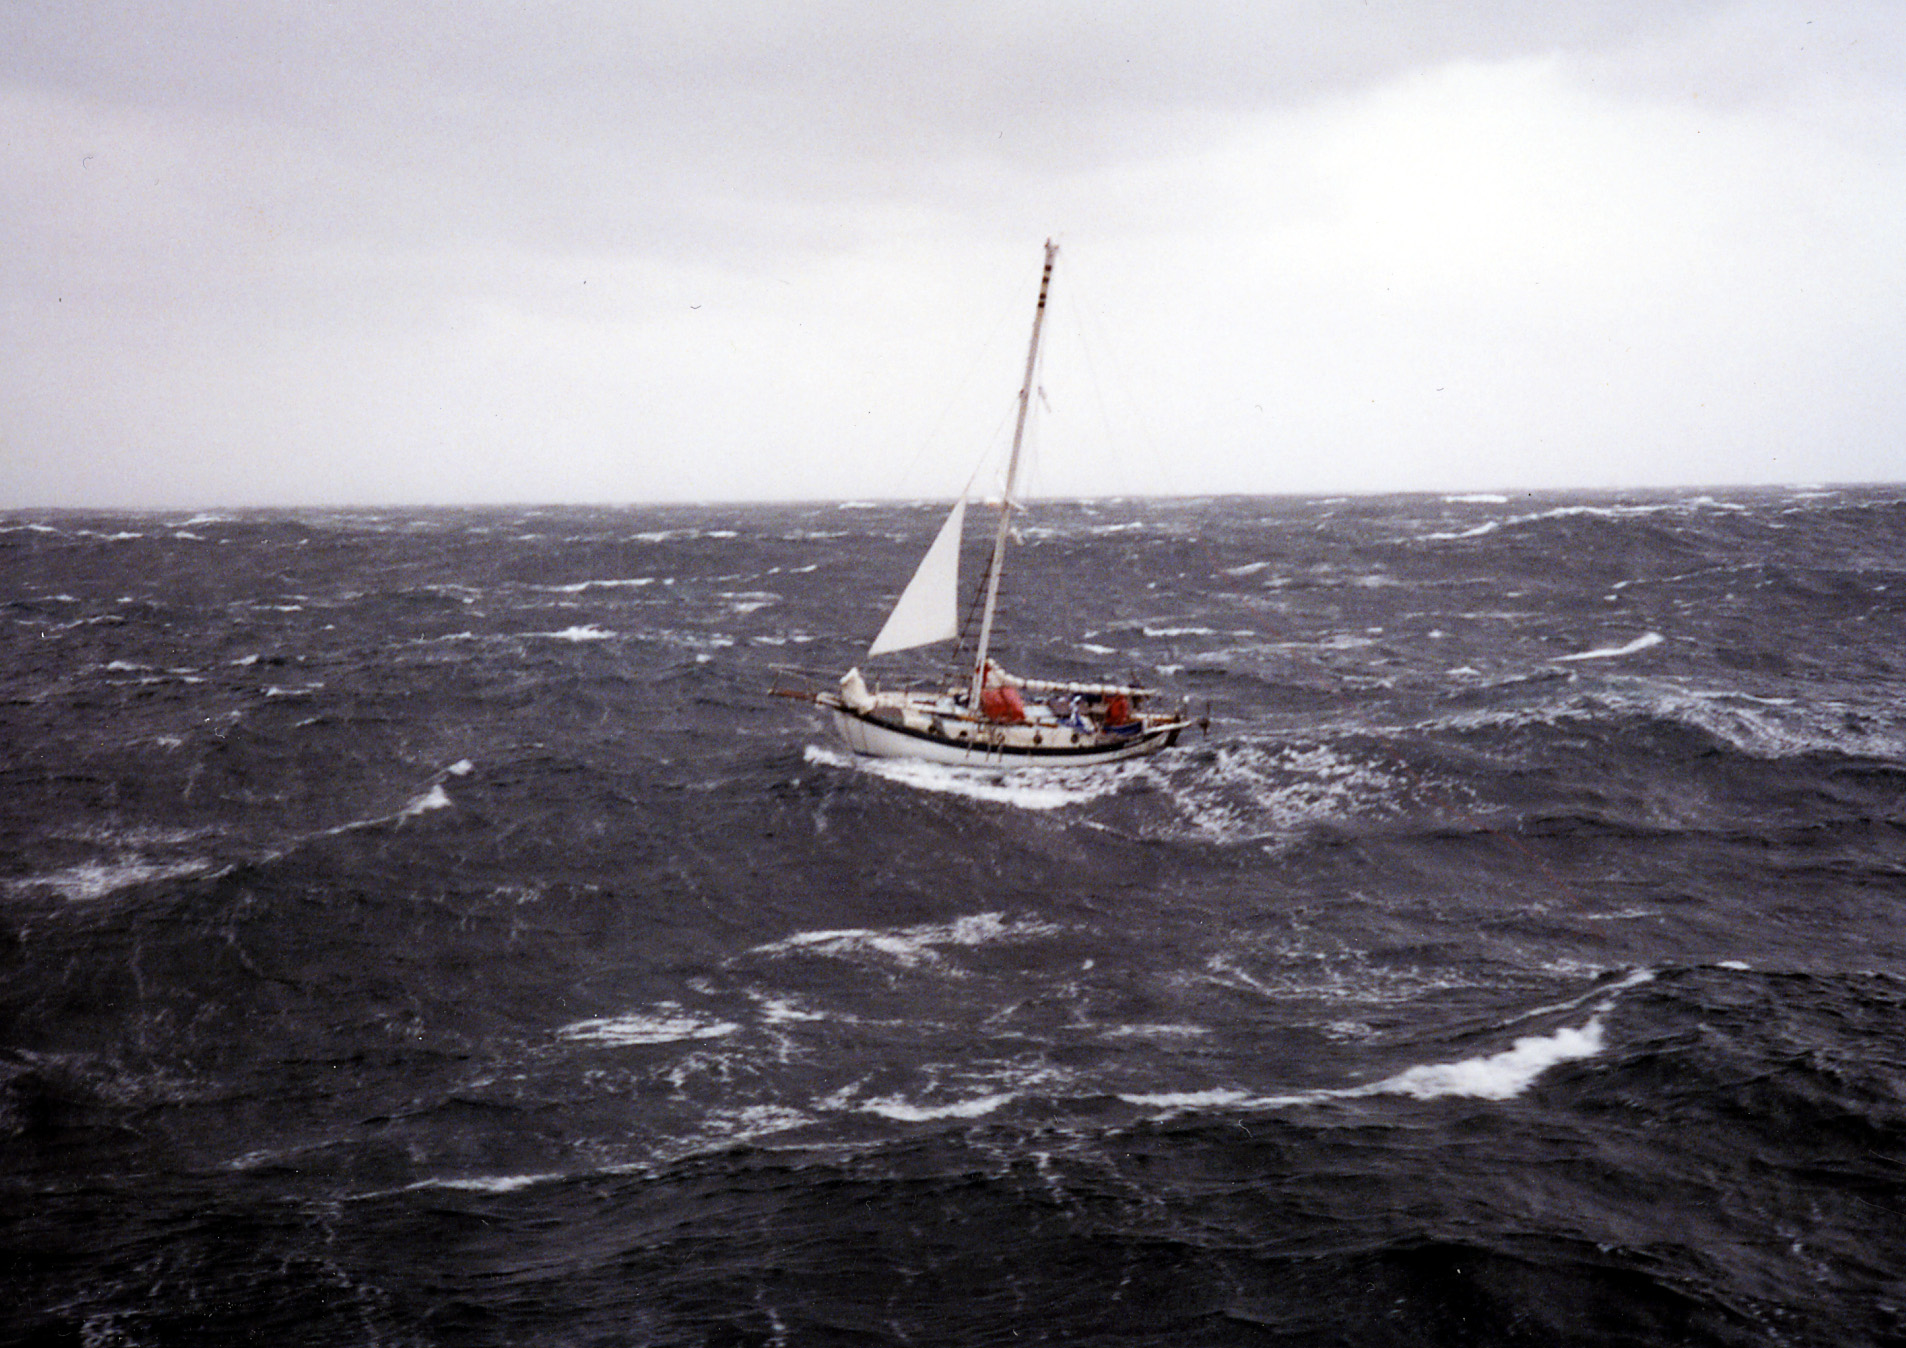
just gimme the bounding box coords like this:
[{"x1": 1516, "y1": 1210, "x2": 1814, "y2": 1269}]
[{"x1": 867, "y1": 499, "x2": 965, "y2": 657}]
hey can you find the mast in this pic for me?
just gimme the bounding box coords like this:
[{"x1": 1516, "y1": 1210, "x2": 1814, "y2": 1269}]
[{"x1": 969, "y1": 238, "x2": 1057, "y2": 709}]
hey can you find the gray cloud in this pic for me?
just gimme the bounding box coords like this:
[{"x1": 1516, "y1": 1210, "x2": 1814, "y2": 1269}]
[{"x1": 4, "y1": 1, "x2": 1904, "y2": 505}]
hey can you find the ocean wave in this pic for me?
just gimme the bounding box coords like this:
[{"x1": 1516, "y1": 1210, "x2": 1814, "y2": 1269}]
[
  {"x1": 398, "y1": 784, "x2": 454, "y2": 818},
  {"x1": 557, "y1": 1006, "x2": 742, "y2": 1046},
  {"x1": 1362, "y1": 1019, "x2": 1606, "y2": 1101},
  {"x1": 1124, "y1": 971, "x2": 1654, "y2": 1115},
  {"x1": 11, "y1": 495, "x2": 1904, "y2": 1343},
  {"x1": 407, "y1": 1173, "x2": 565, "y2": 1194},
  {"x1": 1428, "y1": 679, "x2": 1902, "y2": 762},
  {"x1": 1202, "y1": 949, "x2": 1487, "y2": 1009},
  {"x1": 748, "y1": 911, "x2": 1062, "y2": 969},
  {"x1": 541, "y1": 578, "x2": 657, "y2": 593},
  {"x1": 1144, "y1": 740, "x2": 1411, "y2": 842},
  {"x1": 9, "y1": 856, "x2": 218, "y2": 902},
  {"x1": 859, "y1": 1092, "x2": 1016, "y2": 1121},
  {"x1": 1555, "y1": 632, "x2": 1664, "y2": 662},
  {"x1": 1422, "y1": 520, "x2": 1502, "y2": 541},
  {"x1": 1414, "y1": 497, "x2": 1745, "y2": 547}
]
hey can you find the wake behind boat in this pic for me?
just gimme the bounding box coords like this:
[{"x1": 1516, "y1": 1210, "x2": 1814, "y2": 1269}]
[{"x1": 783, "y1": 241, "x2": 1197, "y2": 766}]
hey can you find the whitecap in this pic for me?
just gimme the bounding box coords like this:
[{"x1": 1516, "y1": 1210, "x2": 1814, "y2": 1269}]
[
  {"x1": 721, "y1": 591, "x2": 780, "y2": 614},
  {"x1": 1422, "y1": 520, "x2": 1502, "y2": 541},
  {"x1": 1122, "y1": 973, "x2": 1650, "y2": 1117},
  {"x1": 1101, "y1": 1023, "x2": 1211, "y2": 1039},
  {"x1": 15, "y1": 857, "x2": 215, "y2": 902},
  {"x1": 1357, "y1": 1020, "x2": 1606, "y2": 1101},
  {"x1": 1117, "y1": 1020, "x2": 1607, "y2": 1113},
  {"x1": 408, "y1": 1173, "x2": 563, "y2": 1194},
  {"x1": 399, "y1": 784, "x2": 453, "y2": 817},
  {"x1": 751, "y1": 910, "x2": 1059, "y2": 968},
  {"x1": 860, "y1": 1092, "x2": 1015, "y2": 1121},
  {"x1": 544, "y1": 578, "x2": 655, "y2": 593},
  {"x1": 694, "y1": 1104, "x2": 814, "y2": 1143},
  {"x1": 1118, "y1": 1088, "x2": 1252, "y2": 1110},
  {"x1": 752, "y1": 995, "x2": 826, "y2": 1024},
  {"x1": 557, "y1": 1006, "x2": 741, "y2": 1046},
  {"x1": 538, "y1": 625, "x2": 616, "y2": 642},
  {"x1": 1555, "y1": 632, "x2": 1663, "y2": 662},
  {"x1": 1155, "y1": 741, "x2": 1408, "y2": 844}
]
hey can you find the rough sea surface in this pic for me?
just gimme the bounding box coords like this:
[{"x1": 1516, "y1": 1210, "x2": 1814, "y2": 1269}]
[{"x1": 4, "y1": 487, "x2": 1905, "y2": 1346}]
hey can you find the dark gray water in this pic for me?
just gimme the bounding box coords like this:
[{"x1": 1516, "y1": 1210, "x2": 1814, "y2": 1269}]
[{"x1": 4, "y1": 487, "x2": 1905, "y2": 1345}]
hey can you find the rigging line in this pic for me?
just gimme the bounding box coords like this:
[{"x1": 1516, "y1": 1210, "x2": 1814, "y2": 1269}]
[
  {"x1": 1013, "y1": 390, "x2": 1049, "y2": 507},
  {"x1": 874, "y1": 254, "x2": 1048, "y2": 502},
  {"x1": 1063, "y1": 280, "x2": 1177, "y2": 496},
  {"x1": 949, "y1": 551, "x2": 996, "y2": 679},
  {"x1": 966, "y1": 365, "x2": 1043, "y2": 665},
  {"x1": 1063, "y1": 288, "x2": 1127, "y2": 494},
  {"x1": 941, "y1": 444, "x2": 1005, "y2": 680}
]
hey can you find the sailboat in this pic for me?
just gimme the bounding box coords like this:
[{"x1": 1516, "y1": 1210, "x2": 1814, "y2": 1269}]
[{"x1": 797, "y1": 240, "x2": 1196, "y2": 766}]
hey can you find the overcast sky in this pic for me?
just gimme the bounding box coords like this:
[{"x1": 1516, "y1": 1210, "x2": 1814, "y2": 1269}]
[{"x1": 5, "y1": 1, "x2": 1903, "y2": 507}]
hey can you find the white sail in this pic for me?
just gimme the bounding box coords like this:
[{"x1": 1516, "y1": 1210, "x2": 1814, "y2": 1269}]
[{"x1": 867, "y1": 498, "x2": 965, "y2": 657}]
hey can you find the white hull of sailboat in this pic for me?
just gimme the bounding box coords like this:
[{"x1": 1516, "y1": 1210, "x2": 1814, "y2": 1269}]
[{"x1": 825, "y1": 705, "x2": 1183, "y2": 766}]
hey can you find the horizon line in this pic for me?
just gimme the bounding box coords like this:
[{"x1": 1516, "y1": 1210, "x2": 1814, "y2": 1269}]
[{"x1": 3, "y1": 478, "x2": 1896, "y2": 515}]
